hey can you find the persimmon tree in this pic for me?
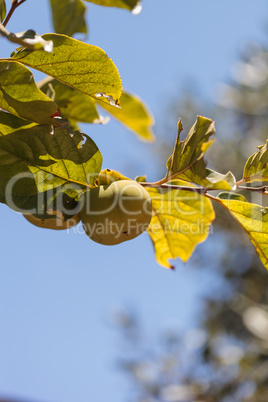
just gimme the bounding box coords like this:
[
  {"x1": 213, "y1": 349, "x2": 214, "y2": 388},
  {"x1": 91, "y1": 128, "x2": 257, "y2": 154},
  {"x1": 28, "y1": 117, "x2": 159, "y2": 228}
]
[{"x1": 0, "y1": 0, "x2": 268, "y2": 270}]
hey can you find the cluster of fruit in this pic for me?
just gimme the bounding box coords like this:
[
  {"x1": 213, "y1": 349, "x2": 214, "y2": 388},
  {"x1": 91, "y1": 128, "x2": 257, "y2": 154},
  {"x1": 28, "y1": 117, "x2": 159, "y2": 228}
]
[{"x1": 23, "y1": 180, "x2": 153, "y2": 245}]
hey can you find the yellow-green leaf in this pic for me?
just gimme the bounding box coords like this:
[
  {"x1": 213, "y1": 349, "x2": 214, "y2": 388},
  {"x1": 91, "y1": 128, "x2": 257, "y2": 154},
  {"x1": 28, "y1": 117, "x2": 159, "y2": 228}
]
[
  {"x1": 12, "y1": 34, "x2": 122, "y2": 106},
  {"x1": 39, "y1": 78, "x2": 154, "y2": 139},
  {"x1": 166, "y1": 117, "x2": 214, "y2": 174},
  {"x1": 244, "y1": 140, "x2": 268, "y2": 183},
  {"x1": 0, "y1": 60, "x2": 58, "y2": 124},
  {"x1": 0, "y1": 125, "x2": 102, "y2": 210},
  {"x1": 84, "y1": 0, "x2": 140, "y2": 11},
  {"x1": 199, "y1": 168, "x2": 237, "y2": 190},
  {"x1": 216, "y1": 192, "x2": 268, "y2": 269},
  {"x1": 38, "y1": 78, "x2": 100, "y2": 124},
  {"x1": 166, "y1": 116, "x2": 236, "y2": 190},
  {"x1": 0, "y1": 1, "x2": 6, "y2": 22},
  {"x1": 146, "y1": 180, "x2": 215, "y2": 269},
  {"x1": 0, "y1": 111, "x2": 37, "y2": 136},
  {"x1": 49, "y1": 0, "x2": 87, "y2": 37},
  {"x1": 97, "y1": 91, "x2": 155, "y2": 141}
]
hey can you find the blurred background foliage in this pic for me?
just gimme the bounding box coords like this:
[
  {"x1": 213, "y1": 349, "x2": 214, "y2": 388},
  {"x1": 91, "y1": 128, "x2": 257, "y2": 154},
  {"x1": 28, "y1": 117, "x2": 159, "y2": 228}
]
[{"x1": 111, "y1": 36, "x2": 268, "y2": 402}]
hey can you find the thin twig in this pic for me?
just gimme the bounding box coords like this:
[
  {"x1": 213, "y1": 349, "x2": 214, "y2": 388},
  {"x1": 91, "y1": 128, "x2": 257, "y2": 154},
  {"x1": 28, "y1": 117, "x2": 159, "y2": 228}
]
[
  {"x1": 140, "y1": 182, "x2": 208, "y2": 194},
  {"x1": 140, "y1": 182, "x2": 268, "y2": 197},
  {"x1": 238, "y1": 185, "x2": 268, "y2": 193},
  {"x1": 3, "y1": 0, "x2": 27, "y2": 27}
]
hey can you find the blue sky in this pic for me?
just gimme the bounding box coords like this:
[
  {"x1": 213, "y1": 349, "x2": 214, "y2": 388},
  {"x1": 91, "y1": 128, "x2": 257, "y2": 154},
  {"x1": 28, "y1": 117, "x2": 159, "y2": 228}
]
[{"x1": 0, "y1": 1, "x2": 267, "y2": 401}]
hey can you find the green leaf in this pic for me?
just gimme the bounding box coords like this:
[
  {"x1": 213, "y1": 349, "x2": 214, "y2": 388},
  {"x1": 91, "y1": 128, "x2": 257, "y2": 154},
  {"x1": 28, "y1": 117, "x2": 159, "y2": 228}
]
[
  {"x1": 166, "y1": 116, "x2": 236, "y2": 190},
  {"x1": 146, "y1": 180, "x2": 215, "y2": 269},
  {"x1": 0, "y1": 23, "x2": 53, "y2": 52},
  {"x1": 0, "y1": 125, "x2": 102, "y2": 210},
  {"x1": 0, "y1": 111, "x2": 37, "y2": 136},
  {"x1": 244, "y1": 140, "x2": 268, "y2": 183},
  {"x1": 215, "y1": 192, "x2": 268, "y2": 270},
  {"x1": 97, "y1": 91, "x2": 155, "y2": 141},
  {"x1": 0, "y1": 0, "x2": 6, "y2": 22},
  {"x1": 12, "y1": 34, "x2": 122, "y2": 106},
  {"x1": 0, "y1": 60, "x2": 58, "y2": 124},
  {"x1": 38, "y1": 78, "x2": 100, "y2": 125},
  {"x1": 84, "y1": 0, "x2": 140, "y2": 11},
  {"x1": 135, "y1": 175, "x2": 147, "y2": 183},
  {"x1": 217, "y1": 192, "x2": 247, "y2": 202},
  {"x1": 49, "y1": 0, "x2": 87, "y2": 37},
  {"x1": 39, "y1": 79, "x2": 154, "y2": 139},
  {"x1": 200, "y1": 168, "x2": 237, "y2": 190}
]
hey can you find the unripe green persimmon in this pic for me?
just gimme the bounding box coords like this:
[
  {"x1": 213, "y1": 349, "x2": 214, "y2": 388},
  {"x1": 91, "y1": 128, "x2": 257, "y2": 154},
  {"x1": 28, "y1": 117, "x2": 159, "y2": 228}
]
[
  {"x1": 23, "y1": 212, "x2": 81, "y2": 230},
  {"x1": 23, "y1": 190, "x2": 81, "y2": 230},
  {"x1": 80, "y1": 180, "x2": 152, "y2": 245}
]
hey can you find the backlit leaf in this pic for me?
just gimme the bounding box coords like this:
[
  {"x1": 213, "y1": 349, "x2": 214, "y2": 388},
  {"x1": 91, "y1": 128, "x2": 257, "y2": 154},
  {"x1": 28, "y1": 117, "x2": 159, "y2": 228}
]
[
  {"x1": 166, "y1": 116, "x2": 236, "y2": 190},
  {"x1": 49, "y1": 0, "x2": 87, "y2": 37},
  {"x1": 12, "y1": 34, "x2": 122, "y2": 106},
  {"x1": 97, "y1": 91, "x2": 155, "y2": 141},
  {"x1": 216, "y1": 192, "x2": 268, "y2": 270},
  {"x1": 146, "y1": 180, "x2": 215, "y2": 269},
  {"x1": 199, "y1": 169, "x2": 237, "y2": 190},
  {"x1": 0, "y1": 111, "x2": 37, "y2": 136},
  {"x1": 135, "y1": 175, "x2": 147, "y2": 182},
  {"x1": 0, "y1": 23, "x2": 53, "y2": 52},
  {"x1": 244, "y1": 140, "x2": 268, "y2": 183},
  {"x1": 0, "y1": 0, "x2": 6, "y2": 22},
  {"x1": 85, "y1": 0, "x2": 140, "y2": 11},
  {"x1": 0, "y1": 125, "x2": 102, "y2": 210},
  {"x1": 39, "y1": 78, "x2": 154, "y2": 138},
  {"x1": 39, "y1": 78, "x2": 100, "y2": 124},
  {"x1": 0, "y1": 60, "x2": 58, "y2": 124}
]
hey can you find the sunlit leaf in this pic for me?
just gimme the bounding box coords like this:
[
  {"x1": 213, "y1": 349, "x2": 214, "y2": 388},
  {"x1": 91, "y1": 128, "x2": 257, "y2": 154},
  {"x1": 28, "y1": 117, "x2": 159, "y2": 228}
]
[
  {"x1": 199, "y1": 169, "x2": 237, "y2": 190},
  {"x1": 85, "y1": 0, "x2": 140, "y2": 11},
  {"x1": 12, "y1": 34, "x2": 122, "y2": 106},
  {"x1": 97, "y1": 91, "x2": 155, "y2": 141},
  {"x1": 49, "y1": 0, "x2": 87, "y2": 37},
  {"x1": 244, "y1": 140, "x2": 268, "y2": 183},
  {"x1": 0, "y1": 60, "x2": 58, "y2": 124},
  {"x1": 146, "y1": 180, "x2": 215, "y2": 269},
  {"x1": 0, "y1": 111, "x2": 37, "y2": 136},
  {"x1": 0, "y1": 125, "x2": 102, "y2": 210},
  {"x1": 0, "y1": 23, "x2": 53, "y2": 51},
  {"x1": 135, "y1": 175, "x2": 147, "y2": 182},
  {"x1": 216, "y1": 192, "x2": 268, "y2": 270},
  {"x1": 166, "y1": 116, "x2": 236, "y2": 190},
  {"x1": 39, "y1": 78, "x2": 154, "y2": 138},
  {"x1": 0, "y1": 0, "x2": 6, "y2": 22},
  {"x1": 39, "y1": 78, "x2": 100, "y2": 124}
]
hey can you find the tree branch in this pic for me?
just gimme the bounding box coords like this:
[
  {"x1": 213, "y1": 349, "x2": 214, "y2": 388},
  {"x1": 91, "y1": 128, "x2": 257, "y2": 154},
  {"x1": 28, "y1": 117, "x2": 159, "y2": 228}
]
[
  {"x1": 237, "y1": 185, "x2": 268, "y2": 194},
  {"x1": 140, "y1": 182, "x2": 208, "y2": 194},
  {"x1": 3, "y1": 0, "x2": 27, "y2": 27},
  {"x1": 140, "y1": 182, "x2": 268, "y2": 196},
  {"x1": 236, "y1": 178, "x2": 246, "y2": 186}
]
